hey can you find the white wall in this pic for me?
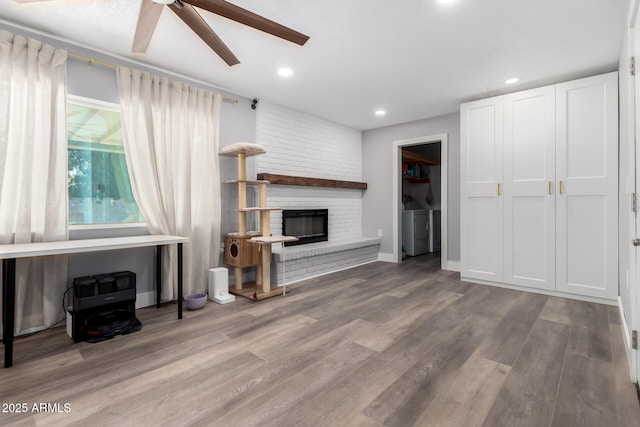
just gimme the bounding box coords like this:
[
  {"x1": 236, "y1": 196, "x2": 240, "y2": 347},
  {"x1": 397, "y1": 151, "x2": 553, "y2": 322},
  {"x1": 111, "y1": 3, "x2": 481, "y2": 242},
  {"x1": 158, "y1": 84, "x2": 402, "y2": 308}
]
[
  {"x1": 362, "y1": 112, "x2": 460, "y2": 261},
  {"x1": 255, "y1": 102, "x2": 363, "y2": 240}
]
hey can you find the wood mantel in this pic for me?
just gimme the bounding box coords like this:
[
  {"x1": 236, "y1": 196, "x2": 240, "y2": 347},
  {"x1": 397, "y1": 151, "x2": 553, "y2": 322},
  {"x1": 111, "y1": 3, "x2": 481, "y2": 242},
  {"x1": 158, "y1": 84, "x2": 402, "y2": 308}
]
[{"x1": 256, "y1": 173, "x2": 367, "y2": 190}]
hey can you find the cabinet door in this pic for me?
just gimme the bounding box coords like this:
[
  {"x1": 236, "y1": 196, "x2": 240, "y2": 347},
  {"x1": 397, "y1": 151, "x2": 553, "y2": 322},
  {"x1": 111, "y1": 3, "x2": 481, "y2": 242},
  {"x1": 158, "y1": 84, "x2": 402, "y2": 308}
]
[
  {"x1": 555, "y1": 72, "x2": 618, "y2": 300},
  {"x1": 461, "y1": 96, "x2": 504, "y2": 282},
  {"x1": 503, "y1": 86, "x2": 556, "y2": 290}
]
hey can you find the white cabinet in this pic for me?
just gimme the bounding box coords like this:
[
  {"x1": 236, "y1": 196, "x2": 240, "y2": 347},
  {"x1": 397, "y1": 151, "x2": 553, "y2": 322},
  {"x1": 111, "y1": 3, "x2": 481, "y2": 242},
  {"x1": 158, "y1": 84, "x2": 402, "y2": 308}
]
[
  {"x1": 460, "y1": 96, "x2": 504, "y2": 282},
  {"x1": 503, "y1": 85, "x2": 556, "y2": 291},
  {"x1": 460, "y1": 72, "x2": 618, "y2": 302},
  {"x1": 555, "y1": 73, "x2": 619, "y2": 299}
]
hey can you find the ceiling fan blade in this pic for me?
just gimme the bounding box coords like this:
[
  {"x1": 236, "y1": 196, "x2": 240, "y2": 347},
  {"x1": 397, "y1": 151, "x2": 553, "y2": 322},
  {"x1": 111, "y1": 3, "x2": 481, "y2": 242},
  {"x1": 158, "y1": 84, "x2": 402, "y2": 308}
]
[
  {"x1": 169, "y1": 2, "x2": 240, "y2": 66},
  {"x1": 132, "y1": 0, "x2": 165, "y2": 54},
  {"x1": 181, "y1": 0, "x2": 309, "y2": 46}
]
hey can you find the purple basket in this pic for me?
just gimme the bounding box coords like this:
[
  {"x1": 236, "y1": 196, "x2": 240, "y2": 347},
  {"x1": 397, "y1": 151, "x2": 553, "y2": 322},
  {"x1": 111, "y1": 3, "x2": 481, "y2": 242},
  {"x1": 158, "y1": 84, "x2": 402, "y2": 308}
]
[{"x1": 184, "y1": 293, "x2": 207, "y2": 310}]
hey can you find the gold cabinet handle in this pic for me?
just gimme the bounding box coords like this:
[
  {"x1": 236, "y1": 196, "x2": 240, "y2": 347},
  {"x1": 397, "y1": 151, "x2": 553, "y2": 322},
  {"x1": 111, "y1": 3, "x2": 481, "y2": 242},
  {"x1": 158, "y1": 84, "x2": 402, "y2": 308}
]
[
  {"x1": 548, "y1": 181, "x2": 552, "y2": 195},
  {"x1": 559, "y1": 180, "x2": 564, "y2": 195},
  {"x1": 497, "y1": 183, "x2": 501, "y2": 196}
]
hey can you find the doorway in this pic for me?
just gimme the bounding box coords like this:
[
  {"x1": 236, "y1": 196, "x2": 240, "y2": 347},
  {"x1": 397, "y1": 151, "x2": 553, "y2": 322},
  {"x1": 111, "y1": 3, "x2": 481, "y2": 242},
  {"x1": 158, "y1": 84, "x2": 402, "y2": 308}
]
[{"x1": 392, "y1": 133, "x2": 448, "y2": 269}]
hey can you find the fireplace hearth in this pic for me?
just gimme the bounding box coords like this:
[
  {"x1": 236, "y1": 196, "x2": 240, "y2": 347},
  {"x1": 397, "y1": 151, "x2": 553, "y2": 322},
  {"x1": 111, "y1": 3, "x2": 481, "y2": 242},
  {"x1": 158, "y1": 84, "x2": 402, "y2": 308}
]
[{"x1": 282, "y1": 209, "x2": 328, "y2": 246}]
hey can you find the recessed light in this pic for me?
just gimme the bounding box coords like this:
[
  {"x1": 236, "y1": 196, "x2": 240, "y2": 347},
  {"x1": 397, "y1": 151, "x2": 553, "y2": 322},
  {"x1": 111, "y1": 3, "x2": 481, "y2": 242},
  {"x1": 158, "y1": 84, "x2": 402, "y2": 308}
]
[
  {"x1": 375, "y1": 110, "x2": 386, "y2": 116},
  {"x1": 278, "y1": 67, "x2": 293, "y2": 77},
  {"x1": 438, "y1": 0, "x2": 457, "y2": 4},
  {"x1": 505, "y1": 77, "x2": 520, "y2": 85}
]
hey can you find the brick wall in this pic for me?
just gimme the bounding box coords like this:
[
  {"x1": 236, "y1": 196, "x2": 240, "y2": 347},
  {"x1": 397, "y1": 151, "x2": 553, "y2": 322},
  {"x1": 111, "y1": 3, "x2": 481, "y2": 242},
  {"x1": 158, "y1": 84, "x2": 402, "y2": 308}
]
[{"x1": 255, "y1": 102, "x2": 363, "y2": 239}]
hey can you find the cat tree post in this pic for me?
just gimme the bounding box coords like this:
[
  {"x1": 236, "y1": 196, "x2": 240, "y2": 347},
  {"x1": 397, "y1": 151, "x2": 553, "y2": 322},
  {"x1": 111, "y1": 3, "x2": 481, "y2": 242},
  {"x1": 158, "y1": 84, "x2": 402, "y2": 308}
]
[
  {"x1": 235, "y1": 151, "x2": 247, "y2": 290},
  {"x1": 255, "y1": 181, "x2": 268, "y2": 288},
  {"x1": 259, "y1": 189, "x2": 271, "y2": 293}
]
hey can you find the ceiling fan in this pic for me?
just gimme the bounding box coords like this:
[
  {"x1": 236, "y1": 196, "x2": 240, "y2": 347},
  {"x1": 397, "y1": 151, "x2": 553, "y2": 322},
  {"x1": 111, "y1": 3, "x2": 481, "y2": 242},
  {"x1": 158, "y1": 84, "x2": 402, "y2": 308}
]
[{"x1": 15, "y1": 0, "x2": 310, "y2": 66}]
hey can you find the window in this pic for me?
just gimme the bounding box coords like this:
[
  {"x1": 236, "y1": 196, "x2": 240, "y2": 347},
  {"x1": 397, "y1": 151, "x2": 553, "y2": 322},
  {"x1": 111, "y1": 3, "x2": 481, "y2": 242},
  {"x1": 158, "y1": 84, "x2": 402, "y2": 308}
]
[{"x1": 67, "y1": 96, "x2": 143, "y2": 225}]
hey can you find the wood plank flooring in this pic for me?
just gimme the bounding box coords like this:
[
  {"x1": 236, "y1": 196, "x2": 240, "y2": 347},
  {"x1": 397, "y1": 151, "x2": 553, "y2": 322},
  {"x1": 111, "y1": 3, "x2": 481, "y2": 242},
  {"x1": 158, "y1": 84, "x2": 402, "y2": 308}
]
[{"x1": 2, "y1": 254, "x2": 640, "y2": 426}]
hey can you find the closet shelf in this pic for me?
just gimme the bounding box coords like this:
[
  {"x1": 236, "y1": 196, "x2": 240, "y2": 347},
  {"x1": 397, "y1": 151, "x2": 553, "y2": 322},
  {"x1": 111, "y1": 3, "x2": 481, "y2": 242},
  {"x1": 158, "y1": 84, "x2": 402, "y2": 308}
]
[
  {"x1": 403, "y1": 177, "x2": 430, "y2": 183},
  {"x1": 402, "y1": 151, "x2": 440, "y2": 166}
]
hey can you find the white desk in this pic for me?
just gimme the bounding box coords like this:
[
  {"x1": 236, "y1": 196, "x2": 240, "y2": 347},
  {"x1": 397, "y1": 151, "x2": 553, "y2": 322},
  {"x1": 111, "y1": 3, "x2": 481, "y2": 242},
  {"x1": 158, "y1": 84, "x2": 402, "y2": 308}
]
[{"x1": 1, "y1": 235, "x2": 188, "y2": 368}]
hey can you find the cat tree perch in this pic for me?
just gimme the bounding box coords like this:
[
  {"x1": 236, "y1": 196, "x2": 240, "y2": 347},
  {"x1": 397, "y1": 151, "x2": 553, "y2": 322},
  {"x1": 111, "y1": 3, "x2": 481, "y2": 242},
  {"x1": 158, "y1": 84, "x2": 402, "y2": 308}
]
[{"x1": 220, "y1": 142, "x2": 297, "y2": 300}]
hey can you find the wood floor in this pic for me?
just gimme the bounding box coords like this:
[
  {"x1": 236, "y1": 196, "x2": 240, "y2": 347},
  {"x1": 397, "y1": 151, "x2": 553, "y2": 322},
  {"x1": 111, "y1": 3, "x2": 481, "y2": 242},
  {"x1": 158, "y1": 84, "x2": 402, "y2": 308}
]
[{"x1": 2, "y1": 254, "x2": 640, "y2": 426}]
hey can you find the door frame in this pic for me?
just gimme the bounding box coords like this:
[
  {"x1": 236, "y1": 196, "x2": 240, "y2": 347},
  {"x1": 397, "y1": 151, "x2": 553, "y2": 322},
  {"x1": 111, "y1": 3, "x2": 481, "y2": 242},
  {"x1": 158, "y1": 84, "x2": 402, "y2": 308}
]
[
  {"x1": 392, "y1": 133, "x2": 448, "y2": 269},
  {"x1": 631, "y1": 0, "x2": 640, "y2": 384}
]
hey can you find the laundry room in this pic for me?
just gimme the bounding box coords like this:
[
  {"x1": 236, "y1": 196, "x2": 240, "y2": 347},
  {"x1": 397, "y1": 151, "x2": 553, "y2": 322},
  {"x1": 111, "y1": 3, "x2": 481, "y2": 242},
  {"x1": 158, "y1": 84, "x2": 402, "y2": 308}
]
[{"x1": 401, "y1": 143, "x2": 442, "y2": 259}]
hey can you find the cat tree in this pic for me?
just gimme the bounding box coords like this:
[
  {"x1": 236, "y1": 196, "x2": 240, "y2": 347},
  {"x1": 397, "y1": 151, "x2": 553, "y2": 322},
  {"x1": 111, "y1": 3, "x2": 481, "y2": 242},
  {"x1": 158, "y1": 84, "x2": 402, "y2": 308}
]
[{"x1": 219, "y1": 142, "x2": 297, "y2": 300}]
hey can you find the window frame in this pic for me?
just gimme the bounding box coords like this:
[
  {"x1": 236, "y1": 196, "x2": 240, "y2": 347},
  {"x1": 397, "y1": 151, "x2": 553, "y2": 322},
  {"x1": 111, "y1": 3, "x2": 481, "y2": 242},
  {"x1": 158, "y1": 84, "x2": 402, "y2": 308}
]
[{"x1": 66, "y1": 94, "x2": 146, "y2": 231}]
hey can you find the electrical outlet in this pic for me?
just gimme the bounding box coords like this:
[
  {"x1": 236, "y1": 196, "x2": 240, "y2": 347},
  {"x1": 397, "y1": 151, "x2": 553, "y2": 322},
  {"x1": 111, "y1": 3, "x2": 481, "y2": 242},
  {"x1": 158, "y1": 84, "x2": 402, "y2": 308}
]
[{"x1": 378, "y1": 229, "x2": 383, "y2": 237}]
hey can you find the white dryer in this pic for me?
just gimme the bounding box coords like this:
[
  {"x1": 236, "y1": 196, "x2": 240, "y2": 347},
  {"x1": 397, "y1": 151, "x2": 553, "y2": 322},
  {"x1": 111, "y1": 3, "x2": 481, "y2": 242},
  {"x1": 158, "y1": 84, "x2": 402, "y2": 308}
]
[{"x1": 402, "y1": 209, "x2": 441, "y2": 256}]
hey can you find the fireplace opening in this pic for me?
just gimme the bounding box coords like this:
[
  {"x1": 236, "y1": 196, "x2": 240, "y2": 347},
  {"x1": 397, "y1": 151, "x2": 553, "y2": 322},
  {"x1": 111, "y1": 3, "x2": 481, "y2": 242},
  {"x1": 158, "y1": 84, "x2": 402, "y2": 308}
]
[{"x1": 282, "y1": 209, "x2": 328, "y2": 246}]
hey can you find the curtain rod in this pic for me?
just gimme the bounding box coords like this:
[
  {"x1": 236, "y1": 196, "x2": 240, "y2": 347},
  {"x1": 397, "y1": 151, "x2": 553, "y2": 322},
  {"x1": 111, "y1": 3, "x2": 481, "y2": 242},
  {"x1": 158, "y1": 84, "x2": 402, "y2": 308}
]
[{"x1": 67, "y1": 51, "x2": 239, "y2": 104}]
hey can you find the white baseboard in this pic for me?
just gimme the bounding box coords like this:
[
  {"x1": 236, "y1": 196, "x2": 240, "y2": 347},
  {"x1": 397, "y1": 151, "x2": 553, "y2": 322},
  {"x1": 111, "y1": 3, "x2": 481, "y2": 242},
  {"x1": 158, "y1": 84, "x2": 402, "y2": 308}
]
[
  {"x1": 377, "y1": 252, "x2": 395, "y2": 263},
  {"x1": 135, "y1": 291, "x2": 157, "y2": 309},
  {"x1": 461, "y1": 275, "x2": 618, "y2": 306},
  {"x1": 445, "y1": 260, "x2": 461, "y2": 272},
  {"x1": 618, "y1": 296, "x2": 637, "y2": 382}
]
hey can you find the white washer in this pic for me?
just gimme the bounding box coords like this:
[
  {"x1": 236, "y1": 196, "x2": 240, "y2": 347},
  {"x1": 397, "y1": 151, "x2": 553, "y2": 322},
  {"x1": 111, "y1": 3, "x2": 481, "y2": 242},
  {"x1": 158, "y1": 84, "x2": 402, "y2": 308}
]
[
  {"x1": 402, "y1": 209, "x2": 429, "y2": 256},
  {"x1": 402, "y1": 209, "x2": 441, "y2": 256}
]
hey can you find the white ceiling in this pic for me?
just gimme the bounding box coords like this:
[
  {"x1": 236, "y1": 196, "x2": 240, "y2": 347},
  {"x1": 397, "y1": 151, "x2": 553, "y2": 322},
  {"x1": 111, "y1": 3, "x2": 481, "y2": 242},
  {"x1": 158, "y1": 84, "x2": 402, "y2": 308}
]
[{"x1": 0, "y1": 0, "x2": 629, "y2": 130}]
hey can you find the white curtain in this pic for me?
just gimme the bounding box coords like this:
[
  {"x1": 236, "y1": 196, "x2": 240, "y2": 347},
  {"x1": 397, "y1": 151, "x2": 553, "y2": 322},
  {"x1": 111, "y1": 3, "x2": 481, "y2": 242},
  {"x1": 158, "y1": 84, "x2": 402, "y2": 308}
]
[
  {"x1": 116, "y1": 67, "x2": 222, "y2": 300},
  {"x1": 0, "y1": 30, "x2": 68, "y2": 335}
]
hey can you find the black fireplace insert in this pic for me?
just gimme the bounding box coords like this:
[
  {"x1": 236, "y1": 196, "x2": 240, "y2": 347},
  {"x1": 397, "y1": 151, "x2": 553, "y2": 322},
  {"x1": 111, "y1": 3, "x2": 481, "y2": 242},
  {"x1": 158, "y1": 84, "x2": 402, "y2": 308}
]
[{"x1": 282, "y1": 209, "x2": 328, "y2": 246}]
